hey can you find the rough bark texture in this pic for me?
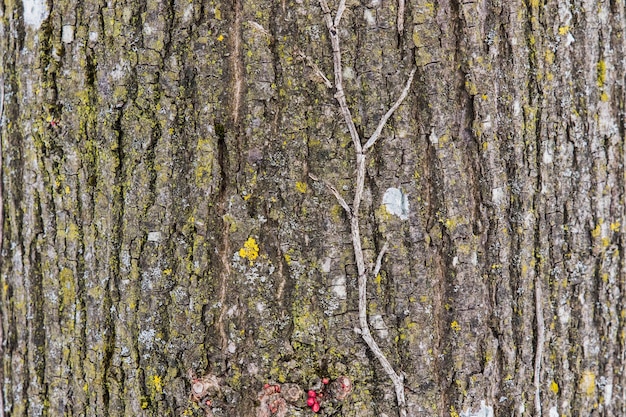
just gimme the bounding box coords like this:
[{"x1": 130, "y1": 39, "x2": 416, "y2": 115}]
[{"x1": 1, "y1": 0, "x2": 625, "y2": 416}]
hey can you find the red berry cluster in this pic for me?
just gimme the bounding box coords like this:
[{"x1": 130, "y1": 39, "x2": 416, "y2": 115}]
[{"x1": 306, "y1": 378, "x2": 330, "y2": 413}]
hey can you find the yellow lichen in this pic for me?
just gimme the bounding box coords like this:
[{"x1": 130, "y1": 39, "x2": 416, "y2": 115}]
[
  {"x1": 151, "y1": 374, "x2": 163, "y2": 394},
  {"x1": 591, "y1": 221, "x2": 603, "y2": 238},
  {"x1": 550, "y1": 380, "x2": 559, "y2": 394},
  {"x1": 295, "y1": 181, "x2": 307, "y2": 193},
  {"x1": 450, "y1": 320, "x2": 461, "y2": 331},
  {"x1": 239, "y1": 237, "x2": 259, "y2": 263}
]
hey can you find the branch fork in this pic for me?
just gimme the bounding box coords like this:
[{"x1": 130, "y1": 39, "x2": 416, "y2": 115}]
[{"x1": 314, "y1": 1, "x2": 416, "y2": 416}]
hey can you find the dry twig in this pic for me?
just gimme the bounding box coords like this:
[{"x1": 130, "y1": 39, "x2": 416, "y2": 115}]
[
  {"x1": 397, "y1": 0, "x2": 405, "y2": 34},
  {"x1": 316, "y1": 1, "x2": 415, "y2": 415}
]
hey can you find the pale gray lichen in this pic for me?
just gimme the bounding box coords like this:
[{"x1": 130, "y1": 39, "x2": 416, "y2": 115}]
[{"x1": 382, "y1": 187, "x2": 410, "y2": 220}]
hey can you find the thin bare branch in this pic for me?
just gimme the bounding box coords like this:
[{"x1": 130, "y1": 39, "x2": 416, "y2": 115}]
[
  {"x1": 334, "y1": 0, "x2": 346, "y2": 27},
  {"x1": 363, "y1": 67, "x2": 416, "y2": 152},
  {"x1": 397, "y1": 0, "x2": 405, "y2": 34},
  {"x1": 319, "y1": 0, "x2": 362, "y2": 153},
  {"x1": 373, "y1": 241, "x2": 389, "y2": 278},
  {"x1": 351, "y1": 146, "x2": 408, "y2": 417},
  {"x1": 297, "y1": 50, "x2": 333, "y2": 89},
  {"x1": 317, "y1": 2, "x2": 410, "y2": 415},
  {"x1": 308, "y1": 173, "x2": 351, "y2": 216}
]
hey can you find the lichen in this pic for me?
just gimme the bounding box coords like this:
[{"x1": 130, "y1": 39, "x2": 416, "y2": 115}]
[{"x1": 238, "y1": 237, "x2": 260, "y2": 264}]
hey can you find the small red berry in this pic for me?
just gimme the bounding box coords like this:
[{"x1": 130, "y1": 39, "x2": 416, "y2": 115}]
[
  {"x1": 322, "y1": 378, "x2": 329, "y2": 385},
  {"x1": 307, "y1": 397, "x2": 316, "y2": 407},
  {"x1": 308, "y1": 390, "x2": 316, "y2": 398},
  {"x1": 312, "y1": 402, "x2": 321, "y2": 413},
  {"x1": 205, "y1": 399, "x2": 212, "y2": 406}
]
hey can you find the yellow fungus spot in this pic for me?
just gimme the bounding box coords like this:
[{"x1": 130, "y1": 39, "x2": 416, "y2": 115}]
[
  {"x1": 450, "y1": 405, "x2": 460, "y2": 417},
  {"x1": 600, "y1": 92, "x2": 609, "y2": 102},
  {"x1": 558, "y1": 26, "x2": 570, "y2": 35},
  {"x1": 580, "y1": 371, "x2": 596, "y2": 396},
  {"x1": 141, "y1": 399, "x2": 149, "y2": 409},
  {"x1": 163, "y1": 268, "x2": 172, "y2": 275},
  {"x1": 602, "y1": 237, "x2": 610, "y2": 247},
  {"x1": 217, "y1": 34, "x2": 224, "y2": 42},
  {"x1": 239, "y1": 237, "x2": 259, "y2": 263},
  {"x1": 610, "y1": 222, "x2": 620, "y2": 232},
  {"x1": 214, "y1": 7, "x2": 221, "y2": 20},
  {"x1": 550, "y1": 380, "x2": 559, "y2": 394},
  {"x1": 295, "y1": 181, "x2": 307, "y2": 193},
  {"x1": 450, "y1": 320, "x2": 461, "y2": 331}
]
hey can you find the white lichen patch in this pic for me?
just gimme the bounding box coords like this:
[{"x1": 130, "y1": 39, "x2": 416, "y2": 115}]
[
  {"x1": 491, "y1": 187, "x2": 505, "y2": 206},
  {"x1": 382, "y1": 187, "x2": 410, "y2": 220},
  {"x1": 147, "y1": 231, "x2": 162, "y2": 242},
  {"x1": 369, "y1": 314, "x2": 389, "y2": 339},
  {"x1": 138, "y1": 328, "x2": 157, "y2": 350},
  {"x1": 62, "y1": 25, "x2": 74, "y2": 43},
  {"x1": 23, "y1": 0, "x2": 48, "y2": 29},
  {"x1": 429, "y1": 129, "x2": 439, "y2": 144},
  {"x1": 363, "y1": 8, "x2": 376, "y2": 26},
  {"x1": 330, "y1": 275, "x2": 346, "y2": 300},
  {"x1": 461, "y1": 401, "x2": 494, "y2": 417},
  {"x1": 321, "y1": 257, "x2": 331, "y2": 273}
]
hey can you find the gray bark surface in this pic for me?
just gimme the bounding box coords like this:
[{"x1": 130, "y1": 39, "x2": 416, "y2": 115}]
[{"x1": 1, "y1": 0, "x2": 625, "y2": 416}]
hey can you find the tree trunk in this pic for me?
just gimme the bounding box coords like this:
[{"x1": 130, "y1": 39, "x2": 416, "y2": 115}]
[{"x1": 1, "y1": 0, "x2": 625, "y2": 416}]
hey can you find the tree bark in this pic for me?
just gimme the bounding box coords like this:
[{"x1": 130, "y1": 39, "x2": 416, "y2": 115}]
[{"x1": 1, "y1": 0, "x2": 625, "y2": 416}]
